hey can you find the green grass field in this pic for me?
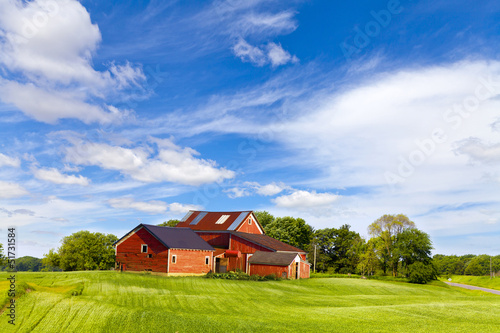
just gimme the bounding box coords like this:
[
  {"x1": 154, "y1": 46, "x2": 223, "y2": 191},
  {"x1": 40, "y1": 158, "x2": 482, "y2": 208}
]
[
  {"x1": 444, "y1": 275, "x2": 500, "y2": 291},
  {"x1": 0, "y1": 272, "x2": 499, "y2": 332}
]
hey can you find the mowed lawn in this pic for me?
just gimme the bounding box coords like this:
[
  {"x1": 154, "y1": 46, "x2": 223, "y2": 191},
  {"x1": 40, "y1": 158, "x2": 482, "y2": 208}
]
[{"x1": 0, "y1": 272, "x2": 499, "y2": 333}]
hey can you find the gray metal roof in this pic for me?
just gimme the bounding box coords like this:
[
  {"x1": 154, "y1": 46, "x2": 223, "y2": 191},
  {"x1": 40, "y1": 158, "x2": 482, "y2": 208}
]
[
  {"x1": 248, "y1": 251, "x2": 299, "y2": 266},
  {"x1": 141, "y1": 224, "x2": 214, "y2": 251}
]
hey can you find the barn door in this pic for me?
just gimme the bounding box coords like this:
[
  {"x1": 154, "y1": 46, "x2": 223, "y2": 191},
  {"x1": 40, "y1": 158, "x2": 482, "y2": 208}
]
[{"x1": 215, "y1": 258, "x2": 228, "y2": 273}]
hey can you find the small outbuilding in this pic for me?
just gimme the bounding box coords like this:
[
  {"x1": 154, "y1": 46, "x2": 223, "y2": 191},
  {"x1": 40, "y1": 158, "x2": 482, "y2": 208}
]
[{"x1": 248, "y1": 251, "x2": 310, "y2": 279}]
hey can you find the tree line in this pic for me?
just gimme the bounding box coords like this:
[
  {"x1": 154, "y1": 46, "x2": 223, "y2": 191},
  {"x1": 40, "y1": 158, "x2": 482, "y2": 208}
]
[
  {"x1": 5, "y1": 213, "x2": 497, "y2": 282},
  {"x1": 255, "y1": 212, "x2": 437, "y2": 283},
  {"x1": 433, "y1": 254, "x2": 500, "y2": 277}
]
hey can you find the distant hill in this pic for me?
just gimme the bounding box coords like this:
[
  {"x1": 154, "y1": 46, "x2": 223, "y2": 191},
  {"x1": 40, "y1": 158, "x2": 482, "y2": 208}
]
[{"x1": 1, "y1": 256, "x2": 43, "y2": 271}]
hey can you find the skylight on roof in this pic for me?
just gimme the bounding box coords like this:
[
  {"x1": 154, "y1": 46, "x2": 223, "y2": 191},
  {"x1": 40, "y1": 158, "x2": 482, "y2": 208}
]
[
  {"x1": 190, "y1": 212, "x2": 207, "y2": 225},
  {"x1": 215, "y1": 215, "x2": 230, "y2": 224},
  {"x1": 180, "y1": 211, "x2": 194, "y2": 222}
]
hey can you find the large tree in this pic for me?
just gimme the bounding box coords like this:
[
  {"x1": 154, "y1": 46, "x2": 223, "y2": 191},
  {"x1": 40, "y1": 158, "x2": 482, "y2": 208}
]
[
  {"x1": 368, "y1": 214, "x2": 415, "y2": 276},
  {"x1": 312, "y1": 225, "x2": 363, "y2": 274},
  {"x1": 395, "y1": 228, "x2": 437, "y2": 282},
  {"x1": 265, "y1": 216, "x2": 313, "y2": 251},
  {"x1": 44, "y1": 231, "x2": 118, "y2": 271}
]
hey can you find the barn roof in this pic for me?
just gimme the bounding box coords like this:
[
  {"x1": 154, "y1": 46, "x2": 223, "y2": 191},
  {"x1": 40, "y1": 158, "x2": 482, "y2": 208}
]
[
  {"x1": 176, "y1": 211, "x2": 263, "y2": 233},
  {"x1": 248, "y1": 251, "x2": 300, "y2": 266},
  {"x1": 115, "y1": 224, "x2": 214, "y2": 251},
  {"x1": 230, "y1": 231, "x2": 306, "y2": 253}
]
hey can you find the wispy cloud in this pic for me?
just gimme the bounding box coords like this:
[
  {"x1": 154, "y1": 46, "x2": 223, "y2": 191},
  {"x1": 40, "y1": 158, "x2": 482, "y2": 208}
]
[
  {"x1": 107, "y1": 197, "x2": 202, "y2": 215},
  {"x1": 225, "y1": 181, "x2": 290, "y2": 198},
  {"x1": 455, "y1": 138, "x2": 500, "y2": 164},
  {"x1": 0, "y1": 153, "x2": 20, "y2": 167},
  {"x1": 232, "y1": 39, "x2": 298, "y2": 67},
  {"x1": 0, "y1": 180, "x2": 29, "y2": 199},
  {"x1": 33, "y1": 167, "x2": 90, "y2": 186},
  {"x1": 108, "y1": 197, "x2": 168, "y2": 214}
]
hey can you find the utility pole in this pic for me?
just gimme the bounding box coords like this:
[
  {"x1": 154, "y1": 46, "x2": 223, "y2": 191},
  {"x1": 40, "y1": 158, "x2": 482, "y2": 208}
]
[{"x1": 313, "y1": 244, "x2": 316, "y2": 273}]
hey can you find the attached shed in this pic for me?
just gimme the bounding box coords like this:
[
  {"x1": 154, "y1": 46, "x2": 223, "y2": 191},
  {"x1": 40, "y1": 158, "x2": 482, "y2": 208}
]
[
  {"x1": 114, "y1": 224, "x2": 214, "y2": 275},
  {"x1": 248, "y1": 251, "x2": 311, "y2": 279}
]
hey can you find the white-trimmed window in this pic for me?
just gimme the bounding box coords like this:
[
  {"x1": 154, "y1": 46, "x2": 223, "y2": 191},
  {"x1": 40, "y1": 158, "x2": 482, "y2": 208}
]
[
  {"x1": 205, "y1": 256, "x2": 210, "y2": 265},
  {"x1": 172, "y1": 255, "x2": 177, "y2": 264},
  {"x1": 141, "y1": 244, "x2": 148, "y2": 253},
  {"x1": 248, "y1": 217, "x2": 252, "y2": 225}
]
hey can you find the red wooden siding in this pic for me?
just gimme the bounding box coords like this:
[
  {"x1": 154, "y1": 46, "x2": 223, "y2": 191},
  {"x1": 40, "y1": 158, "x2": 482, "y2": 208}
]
[
  {"x1": 230, "y1": 234, "x2": 272, "y2": 254},
  {"x1": 250, "y1": 264, "x2": 289, "y2": 278},
  {"x1": 168, "y1": 249, "x2": 213, "y2": 274},
  {"x1": 300, "y1": 261, "x2": 310, "y2": 279},
  {"x1": 197, "y1": 232, "x2": 230, "y2": 248},
  {"x1": 236, "y1": 216, "x2": 262, "y2": 234},
  {"x1": 116, "y1": 227, "x2": 169, "y2": 273}
]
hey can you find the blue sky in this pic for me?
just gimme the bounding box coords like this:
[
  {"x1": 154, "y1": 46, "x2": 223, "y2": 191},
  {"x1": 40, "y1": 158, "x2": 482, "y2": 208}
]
[{"x1": 1, "y1": 0, "x2": 500, "y2": 258}]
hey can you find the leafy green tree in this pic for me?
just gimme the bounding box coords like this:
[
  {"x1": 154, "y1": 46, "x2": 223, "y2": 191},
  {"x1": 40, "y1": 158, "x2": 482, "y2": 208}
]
[
  {"x1": 254, "y1": 211, "x2": 275, "y2": 229},
  {"x1": 44, "y1": 231, "x2": 118, "y2": 271},
  {"x1": 357, "y1": 238, "x2": 379, "y2": 276},
  {"x1": 311, "y1": 225, "x2": 364, "y2": 273},
  {"x1": 265, "y1": 216, "x2": 313, "y2": 251},
  {"x1": 368, "y1": 214, "x2": 415, "y2": 276},
  {"x1": 396, "y1": 229, "x2": 433, "y2": 268},
  {"x1": 157, "y1": 219, "x2": 180, "y2": 227},
  {"x1": 42, "y1": 249, "x2": 60, "y2": 271}
]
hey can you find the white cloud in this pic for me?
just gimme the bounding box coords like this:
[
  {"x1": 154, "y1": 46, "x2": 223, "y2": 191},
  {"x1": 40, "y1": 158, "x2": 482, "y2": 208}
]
[
  {"x1": 232, "y1": 39, "x2": 298, "y2": 67},
  {"x1": 107, "y1": 197, "x2": 201, "y2": 215},
  {"x1": 33, "y1": 167, "x2": 90, "y2": 186},
  {"x1": 65, "y1": 138, "x2": 235, "y2": 186},
  {"x1": 167, "y1": 202, "x2": 202, "y2": 214},
  {"x1": 455, "y1": 138, "x2": 500, "y2": 163},
  {"x1": 0, "y1": 153, "x2": 20, "y2": 167},
  {"x1": 0, "y1": 180, "x2": 29, "y2": 198},
  {"x1": 225, "y1": 186, "x2": 251, "y2": 199},
  {"x1": 255, "y1": 181, "x2": 289, "y2": 196},
  {"x1": 225, "y1": 181, "x2": 290, "y2": 198},
  {"x1": 232, "y1": 38, "x2": 267, "y2": 66},
  {"x1": 266, "y1": 42, "x2": 298, "y2": 67},
  {"x1": 273, "y1": 190, "x2": 339, "y2": 208},
  {"x1": 108, "y1": 197, "x2": 168, "y2": 214},
  {"x1": 0, "y1": 0, "x2": 146, "y2": 123}
]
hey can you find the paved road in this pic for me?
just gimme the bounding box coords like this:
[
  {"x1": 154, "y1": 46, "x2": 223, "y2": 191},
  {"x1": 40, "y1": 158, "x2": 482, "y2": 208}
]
[{"x1": 445, "y1": 282, "x2": 500, "y2": 295}]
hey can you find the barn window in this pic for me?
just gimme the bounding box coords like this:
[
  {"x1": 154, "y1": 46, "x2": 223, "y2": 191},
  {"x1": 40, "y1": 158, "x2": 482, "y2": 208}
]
[
  {"x1": 205, "y1": 256, "x2": 210, "y2": 265},
  {"x1": 172, "y1": 255, "x2": 177, "y2": 264},
  {"x1": 146, "y1": 254, "x2": 152, "y2": 258},
  {"x1": 248, "y1": 217, "x2": 252, "y2": 225},
  {"x1": 141, "y1": 244, "x2": 148, "y2": 253}
]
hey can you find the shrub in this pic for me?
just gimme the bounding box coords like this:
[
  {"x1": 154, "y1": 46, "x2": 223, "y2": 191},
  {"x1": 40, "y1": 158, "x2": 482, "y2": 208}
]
[
  {"x1": 205, "y1": 271, "x2": 281, "y2": 281},
  {"x1": 408, "y1": 262, "x2": 437, "y2": 284}
]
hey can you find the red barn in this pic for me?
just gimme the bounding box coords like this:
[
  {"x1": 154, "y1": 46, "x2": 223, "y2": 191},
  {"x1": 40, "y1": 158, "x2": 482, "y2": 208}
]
[
  {"x1": 176, "y1": 211, "x2": 311, "y2": 279},
  {"x1": 115, "y1": 211, "x2": 311, "y2": 279},
  {"x1": 114, "y1": 224, "x2": 214, "y2": 275}
]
